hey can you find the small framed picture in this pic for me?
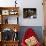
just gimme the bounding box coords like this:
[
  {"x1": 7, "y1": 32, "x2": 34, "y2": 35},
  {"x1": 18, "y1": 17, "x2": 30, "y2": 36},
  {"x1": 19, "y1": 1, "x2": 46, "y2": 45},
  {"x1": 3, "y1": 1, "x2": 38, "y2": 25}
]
[
  {"x1": 23, "y1": 8, "x2": 37, "y2": 18},
  {"x1": 2, "y1": 10, "x2": 9, "y2": 15}
]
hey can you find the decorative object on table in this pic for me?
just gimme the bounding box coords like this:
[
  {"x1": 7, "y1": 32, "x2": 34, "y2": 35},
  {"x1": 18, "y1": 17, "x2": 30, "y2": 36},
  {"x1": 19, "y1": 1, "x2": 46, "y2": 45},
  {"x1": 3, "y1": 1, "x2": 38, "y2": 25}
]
[
  {"x1": 23, "y1": 8, "x2": 37, "y2": 18},
  {"x1": 21, "y1": 28, "x2": 41, "y2": 46},
  {"x1": 15, "y1": 0, "x2": 17, "y2": 7},
  {"x1": 9, "y1": 9, "x2": 18, "y2": 15}
]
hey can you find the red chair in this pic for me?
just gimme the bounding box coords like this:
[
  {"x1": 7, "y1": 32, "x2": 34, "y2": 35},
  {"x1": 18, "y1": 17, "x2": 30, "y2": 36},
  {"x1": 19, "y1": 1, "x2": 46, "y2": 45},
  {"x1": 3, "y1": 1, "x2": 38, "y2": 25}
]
[{"x1": 21, "y1": 28, "x2": 41, "y2": 46}]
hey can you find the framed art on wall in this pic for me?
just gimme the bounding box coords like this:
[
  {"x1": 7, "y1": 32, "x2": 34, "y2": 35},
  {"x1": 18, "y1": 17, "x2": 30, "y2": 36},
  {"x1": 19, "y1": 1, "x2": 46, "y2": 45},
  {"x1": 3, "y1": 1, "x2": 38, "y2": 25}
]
[{"x1": 23, "y1": 8, "x2": 37, "y2": 18}]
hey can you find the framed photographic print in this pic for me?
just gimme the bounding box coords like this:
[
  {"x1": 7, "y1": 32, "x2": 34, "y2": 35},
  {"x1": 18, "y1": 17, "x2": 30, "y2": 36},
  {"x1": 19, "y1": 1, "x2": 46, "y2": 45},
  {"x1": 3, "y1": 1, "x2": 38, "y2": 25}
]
[
  {"x1": 2, "y1": 10, "x2": 9, "y2": 15},
  {"x1": 23, "y1": 8, "x2": 37, "y2": 18}
]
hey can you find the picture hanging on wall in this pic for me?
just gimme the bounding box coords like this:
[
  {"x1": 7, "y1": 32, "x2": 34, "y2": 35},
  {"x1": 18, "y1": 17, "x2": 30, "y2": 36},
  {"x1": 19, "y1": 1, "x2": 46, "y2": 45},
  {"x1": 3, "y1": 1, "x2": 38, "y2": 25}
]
[{"x1": 23, "y1": 8, "x2": 37, "y2": 18}]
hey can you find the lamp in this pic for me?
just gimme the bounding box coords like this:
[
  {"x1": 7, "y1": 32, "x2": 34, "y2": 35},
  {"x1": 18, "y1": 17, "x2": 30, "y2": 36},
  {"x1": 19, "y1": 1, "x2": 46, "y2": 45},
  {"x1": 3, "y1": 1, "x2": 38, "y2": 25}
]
[{"x1": 15, "y1": 0, "x2": 17, "y2": 7}]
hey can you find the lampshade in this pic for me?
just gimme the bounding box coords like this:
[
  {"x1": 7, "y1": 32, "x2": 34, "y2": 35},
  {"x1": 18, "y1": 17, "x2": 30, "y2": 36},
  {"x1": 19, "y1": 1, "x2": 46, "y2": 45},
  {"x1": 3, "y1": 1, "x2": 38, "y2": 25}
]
[{"x1": 15, "y1": 0, "x2": 18, "y2": 7}]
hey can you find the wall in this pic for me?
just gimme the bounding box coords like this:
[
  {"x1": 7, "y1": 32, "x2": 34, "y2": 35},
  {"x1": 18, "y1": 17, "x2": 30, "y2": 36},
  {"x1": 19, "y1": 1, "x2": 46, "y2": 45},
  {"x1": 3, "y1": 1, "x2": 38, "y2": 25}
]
[
  {"x1": 19, "y1": 0, "x2": 44, "y2": 26},
  {"x1": 0, "y1": 0, "x2": 44, "y2": 26}
]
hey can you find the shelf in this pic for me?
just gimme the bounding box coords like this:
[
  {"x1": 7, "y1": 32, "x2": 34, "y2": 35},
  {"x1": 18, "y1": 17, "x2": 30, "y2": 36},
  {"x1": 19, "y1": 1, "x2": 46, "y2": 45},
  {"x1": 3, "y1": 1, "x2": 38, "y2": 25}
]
[
  {"x1": 2, "y1": 40, "x2": 19, "y2": 43},
  {"x1": 0, "y1": 7, "x2": 19, "y2": 24},
  {"x1": 0, "y1": 7, "x2": 19, "y2": 46},
  {"x1": 1, "y1": 40, "x2": 19, "y2": 46},
  {"x1": 0, "y1": 7, "x2": 19, "y2": 16},
  {"x1": 0, "y1": 24, "x2": 20, "y2": 32}
]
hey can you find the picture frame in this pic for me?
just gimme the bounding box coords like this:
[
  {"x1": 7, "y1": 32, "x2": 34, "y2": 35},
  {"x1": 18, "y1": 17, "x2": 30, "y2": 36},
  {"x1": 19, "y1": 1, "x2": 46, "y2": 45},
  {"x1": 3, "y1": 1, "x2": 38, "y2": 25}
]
[
  {"x1": 2, "y1": 10, "x2": 9, "y2": 15},
  {"x1": 23, "y1": 8, "x2": 37, "y2": 18}
]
